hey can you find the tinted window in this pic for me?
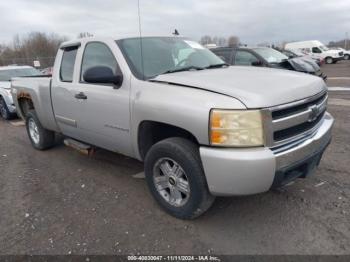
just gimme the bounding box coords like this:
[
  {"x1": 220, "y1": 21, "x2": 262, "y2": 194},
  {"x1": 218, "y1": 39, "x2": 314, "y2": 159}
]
[
  {"x1": 282, "y1": 50, "x2": 296, "y2": 58},
  {"x1": 60, "y1": 47, "x2": 78, "y2": 82},
  {"x1": 213, "y1": 50, "x2": 232, "y2": 63},
  {"x1": 81, "y1": 42, "x2": 118, "y2": 82},
  {"x1": 234, "y1": 51, "x2": 259, "y2": 65},
  {"x1": 302, "y1": 48, "x2": 311, "y2": 54},
  {"x1": 253, "y1": 48, "x2": 288, "y2": 63},
  {"x1": 312, "y1": 47, "x2": 322, "y2": 53}
]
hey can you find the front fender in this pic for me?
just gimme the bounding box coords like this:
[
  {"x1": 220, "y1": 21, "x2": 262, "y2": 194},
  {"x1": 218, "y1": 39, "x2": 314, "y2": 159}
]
[{"x1": 130, "y1": 79, "x2": 246, "y2": 160}]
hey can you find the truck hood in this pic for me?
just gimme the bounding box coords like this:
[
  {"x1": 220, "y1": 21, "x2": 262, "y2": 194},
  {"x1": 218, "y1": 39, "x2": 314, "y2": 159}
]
[
  {"x1": 0, "y1": 81, "x2": 11, "y2": 89},
  {"x1": 152, "y1": 66, "x2": 326, "y2": 108}
]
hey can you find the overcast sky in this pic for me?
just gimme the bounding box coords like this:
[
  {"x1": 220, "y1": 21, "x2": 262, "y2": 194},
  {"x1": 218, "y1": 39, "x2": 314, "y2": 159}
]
[{"x1": 0, "y1": 0, "x2": 349, "y2": 45}]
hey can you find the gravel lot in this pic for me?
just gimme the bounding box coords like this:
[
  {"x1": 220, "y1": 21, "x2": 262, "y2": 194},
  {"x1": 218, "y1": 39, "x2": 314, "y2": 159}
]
[{"x1": 0, "y1": 61, "x2": 349, "y2": 256}]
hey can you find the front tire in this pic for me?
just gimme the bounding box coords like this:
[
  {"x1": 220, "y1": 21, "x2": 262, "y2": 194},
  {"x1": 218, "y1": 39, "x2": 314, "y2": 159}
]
[
  {"x1": 26, "y1": 110, "x2": 55, "y2": 150},
  {"x1": 325, "y1": 57, "x2": 333, "y2": 64},
  {"x1": 144, "y1": 137, "x2": 215, "y2": 219}
]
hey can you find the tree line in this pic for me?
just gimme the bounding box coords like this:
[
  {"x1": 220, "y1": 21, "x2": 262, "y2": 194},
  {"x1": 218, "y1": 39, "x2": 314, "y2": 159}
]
[
  {"x1": 200, "y1": 35, "x2": 350, "y2": 50},
  {"x1": 199, "y1": 35, "x2": 240, "y2": 47},
  {"x1": 0, "y1": 32, "x2": 94, "y2": 68},
  {"x1": 0, "y1": 31, "x2": 348, "y2": 68},
  {"x1": 0, "y1": 32, "x2": 68, "y2": 68}
]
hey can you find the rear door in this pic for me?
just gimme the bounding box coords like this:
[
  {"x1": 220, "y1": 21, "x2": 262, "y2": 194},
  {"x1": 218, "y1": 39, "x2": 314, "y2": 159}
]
[
  {"x1": 51, "y1": 45, "x2": 81, "y2": 138},
  {"x1": 73, "y1": 41, "x2": 132, "y2": 156}
]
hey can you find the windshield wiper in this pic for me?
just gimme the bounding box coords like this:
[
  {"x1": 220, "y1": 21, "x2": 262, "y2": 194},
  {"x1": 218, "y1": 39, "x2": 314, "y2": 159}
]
[
  {"x1": 161, "y1": 66, "x2": 205, "y2": 75},
  {"x1": 158, "y1": 63, "x2": 229, "y2": 76},
  {"x1": 204, "y1": 63, "x2": 230, "y2": 69}
]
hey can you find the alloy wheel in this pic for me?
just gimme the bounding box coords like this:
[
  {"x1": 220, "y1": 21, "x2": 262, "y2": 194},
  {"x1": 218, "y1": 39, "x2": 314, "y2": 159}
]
[
  {"x1": 28, "y1": 118, "x2": 40, "y2": 144},
  {"x1": 153, "y1": 157, "x2": 191, "y2": 207}
]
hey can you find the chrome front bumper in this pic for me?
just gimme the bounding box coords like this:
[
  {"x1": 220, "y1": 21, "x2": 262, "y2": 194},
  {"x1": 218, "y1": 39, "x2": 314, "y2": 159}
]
[{"x1": 200, "y1": 112, "x2": 334, "y2": 196}]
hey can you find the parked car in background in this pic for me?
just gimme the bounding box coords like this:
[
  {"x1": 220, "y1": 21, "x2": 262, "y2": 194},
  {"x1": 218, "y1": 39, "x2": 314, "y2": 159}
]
[
  {"x1": 285, "y1": 40, "x2": 343, "y2": 64},
  {"x1": 212, "y1": 47, "x2": 327, "y2": 80},
  {"x1": 11, "y1": 36, "x2": 333, "y2": 219},
  {"x1": 330, "y1": 47, "x2": 350, "y2": 60},
  {"x1": 282, "y1": 49, "x2": 324, "y2": 66},
  {"x1": 0, "y1": 65, "x2": 42, "y2": 119}
]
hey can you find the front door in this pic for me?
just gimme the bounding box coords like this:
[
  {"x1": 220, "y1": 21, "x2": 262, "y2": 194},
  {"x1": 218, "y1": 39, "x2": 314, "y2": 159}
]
[{"x1": 73, "y1": 41, "x2": 132, "y2": 156}]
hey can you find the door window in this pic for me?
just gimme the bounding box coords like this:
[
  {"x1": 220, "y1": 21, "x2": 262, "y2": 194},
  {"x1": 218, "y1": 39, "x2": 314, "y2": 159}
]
[
  {"x1": 60, "y1": 47, "x2": 78, "y2": 82},
  {"x1": 312, "y1": 47, "x2": 322, "y2": 53},
  {"x1": 81, "y1": 42, "x2": 118, "y2": 82},
  {"x1": 214, "y1": 50, "x2": 232, "y2": 63},
  {"x1": 234, "y1": 51, "x2": 259, "y2": 65}
]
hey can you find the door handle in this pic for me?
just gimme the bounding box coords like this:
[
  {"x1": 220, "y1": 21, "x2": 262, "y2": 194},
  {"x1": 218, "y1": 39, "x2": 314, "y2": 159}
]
[{"x1": 74, "y1": 92, "x2": 87, "y2": 100}]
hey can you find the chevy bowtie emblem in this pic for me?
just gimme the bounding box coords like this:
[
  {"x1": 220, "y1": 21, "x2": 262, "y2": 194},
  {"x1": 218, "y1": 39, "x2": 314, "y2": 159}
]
[{"x1": 308, "y1": 105, "x2": 319, "y2": 122}]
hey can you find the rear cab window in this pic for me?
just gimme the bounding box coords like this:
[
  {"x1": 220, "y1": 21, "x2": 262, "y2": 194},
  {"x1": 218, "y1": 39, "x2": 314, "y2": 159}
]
[{"x1": 60, "y1": 47, "x2": 78, "y2": 82}]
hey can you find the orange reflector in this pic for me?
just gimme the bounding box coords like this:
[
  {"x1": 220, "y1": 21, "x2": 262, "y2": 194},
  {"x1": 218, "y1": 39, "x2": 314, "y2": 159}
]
[{"x1": 211, "y1": 130, "x2": 222, "y2": 144}]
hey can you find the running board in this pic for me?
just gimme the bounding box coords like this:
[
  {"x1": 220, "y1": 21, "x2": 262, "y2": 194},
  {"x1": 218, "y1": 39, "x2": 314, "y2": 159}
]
[{"x1": 63, "y1": 138, "x2": 95, "y2": 156}]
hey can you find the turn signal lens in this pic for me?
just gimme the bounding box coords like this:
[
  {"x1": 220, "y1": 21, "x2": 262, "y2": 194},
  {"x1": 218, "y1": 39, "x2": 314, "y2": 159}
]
[{"x1": 209, "y1": 109, "x2": 264, "y2": 147}]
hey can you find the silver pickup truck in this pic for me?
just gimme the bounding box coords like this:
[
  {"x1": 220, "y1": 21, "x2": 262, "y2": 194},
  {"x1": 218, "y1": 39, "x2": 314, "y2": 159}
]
[{"x1": 11, "y1": 36, "x2": 334, "y2": 219}]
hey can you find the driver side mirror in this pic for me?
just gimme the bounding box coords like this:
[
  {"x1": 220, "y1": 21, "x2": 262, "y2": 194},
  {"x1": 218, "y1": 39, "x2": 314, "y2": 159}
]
[
  {"x1": 83, "y1": 66, "x2": 123, "y2": 87},
  {"x1": 251, "y1": 61, "x2": 263, "y2": 66}
]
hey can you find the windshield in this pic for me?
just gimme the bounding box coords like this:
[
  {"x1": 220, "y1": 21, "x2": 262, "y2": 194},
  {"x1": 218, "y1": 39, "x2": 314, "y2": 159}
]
[
  {"x1": 117, "y1": 37, "x2": 225, "y2": 79},
  {"x1": 319, "y1": 45, "x2": 329, "y2": 51},
  {"x1": 0, "y1": 67, "x2": 42, "y2": 81},
  {"x1": 253, "y1": 48, "x2": 289, "y2": 63}
]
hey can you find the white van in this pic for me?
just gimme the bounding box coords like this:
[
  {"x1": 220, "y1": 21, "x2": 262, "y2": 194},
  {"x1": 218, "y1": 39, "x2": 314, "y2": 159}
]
[{"x1": 285, "y1": 40, "x2": 344, "y2": 64}]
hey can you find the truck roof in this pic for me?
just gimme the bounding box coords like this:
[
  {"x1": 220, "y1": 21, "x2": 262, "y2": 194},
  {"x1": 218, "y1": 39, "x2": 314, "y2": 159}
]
[
  {"x1": 0, "y1": 65, "x2": 34, "y2": 71},
  {"x1": 285, "y1": 40, "x2": 324, "y2": 47}
]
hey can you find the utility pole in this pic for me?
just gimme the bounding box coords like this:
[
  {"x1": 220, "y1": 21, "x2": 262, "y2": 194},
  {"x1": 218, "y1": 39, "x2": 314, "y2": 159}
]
[{"x1": 345, "y1": 32, "x2": 348, "y2": 50}]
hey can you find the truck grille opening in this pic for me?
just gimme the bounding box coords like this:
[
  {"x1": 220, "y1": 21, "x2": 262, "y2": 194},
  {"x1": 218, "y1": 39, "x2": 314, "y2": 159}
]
[
  {"x1": 274, "y1": 110, "x2": 325, "y2": 141},
  {"x1": 272, "y1": 93, "x2": 326, "y2": 120},
  {"x1": 271, "y1": 92, "x2": 327, "y2": 145}
]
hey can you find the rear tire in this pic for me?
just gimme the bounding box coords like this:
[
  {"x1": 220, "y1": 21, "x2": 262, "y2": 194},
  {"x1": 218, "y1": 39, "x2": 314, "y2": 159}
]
[
  {"x1": 144, "y1": 137, "x2": 215, "y2": 219},
  {"x1": 26, "y1": 110, "x2": 55, "y2": 150},
  {"x1": 325, "y1": 57, "x2": 333, "y2": 64},
  {"x1": 0, "y1": 96, "x2": 15, "y2": 120}
]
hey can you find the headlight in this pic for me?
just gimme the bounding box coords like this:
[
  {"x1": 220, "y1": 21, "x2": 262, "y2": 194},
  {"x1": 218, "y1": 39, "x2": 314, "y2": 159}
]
[
  {"x1": 209, "y1": 109, "x2": 264, "y2": 147},
  {"x1": 5, "y1": 89, "x2": 12, "y2": 96}
]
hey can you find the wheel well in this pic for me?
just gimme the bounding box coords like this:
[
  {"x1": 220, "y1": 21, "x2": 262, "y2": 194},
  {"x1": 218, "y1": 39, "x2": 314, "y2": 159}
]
[
  {"x1": 18, "y1": 97, "x2": 34, "y2": 118},
  {"x1": 138, "y1": 121, "x2": 199, "y2": 160}
]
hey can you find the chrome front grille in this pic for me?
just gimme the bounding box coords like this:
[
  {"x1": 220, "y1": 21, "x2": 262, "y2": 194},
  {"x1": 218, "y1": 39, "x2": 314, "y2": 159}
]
[{"x1": 264, "y1": 91, "x2": 328, "y2": 148}]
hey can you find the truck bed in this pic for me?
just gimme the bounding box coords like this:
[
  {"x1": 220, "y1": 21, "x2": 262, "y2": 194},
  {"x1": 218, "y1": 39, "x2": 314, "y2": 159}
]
[{"x1": 11, "y1": 76, "x2": 59, "y2": 132}]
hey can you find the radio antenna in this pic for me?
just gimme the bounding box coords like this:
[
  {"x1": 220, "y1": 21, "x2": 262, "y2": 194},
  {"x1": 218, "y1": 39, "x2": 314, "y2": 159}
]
[{"x1": 137, "y1": 0, "x2": 145, "y2": 80}]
